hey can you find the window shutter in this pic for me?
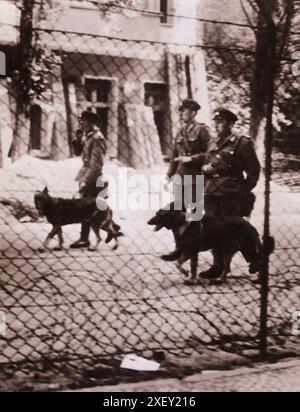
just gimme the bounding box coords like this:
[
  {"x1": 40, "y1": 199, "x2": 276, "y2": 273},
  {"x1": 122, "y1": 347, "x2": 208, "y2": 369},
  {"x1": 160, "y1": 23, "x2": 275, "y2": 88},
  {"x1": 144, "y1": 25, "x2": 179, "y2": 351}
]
[
  {"x1": 144, "y1": 0, "x2": 160, "y2": 12},
  {"x1": 167, "y1": 0, "x2": 174, "y2": 24}
]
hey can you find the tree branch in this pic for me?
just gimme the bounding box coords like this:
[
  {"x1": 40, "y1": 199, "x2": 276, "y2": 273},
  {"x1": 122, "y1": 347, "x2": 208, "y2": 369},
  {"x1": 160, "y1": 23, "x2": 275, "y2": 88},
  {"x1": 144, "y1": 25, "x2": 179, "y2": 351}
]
[
  {"x1": 276, "y1": 1, "x2": 295, "y2": 63},
  {"x1": 247, "y1": 0, "x2": 260, "y2": 15},
  {"x1": 240, "y1": 0, "x2": 256, "y2": 32}
]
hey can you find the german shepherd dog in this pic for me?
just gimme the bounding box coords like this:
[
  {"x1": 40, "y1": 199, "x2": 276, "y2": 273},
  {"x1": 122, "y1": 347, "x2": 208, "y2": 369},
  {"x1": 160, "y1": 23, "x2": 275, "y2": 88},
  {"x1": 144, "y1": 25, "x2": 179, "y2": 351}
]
[
  {"x1": 34, "y1": 187, "x2": 123, "y2": 251},
  {"x1": 148, "y1": 203, "x2": 274, "y2": 284}
]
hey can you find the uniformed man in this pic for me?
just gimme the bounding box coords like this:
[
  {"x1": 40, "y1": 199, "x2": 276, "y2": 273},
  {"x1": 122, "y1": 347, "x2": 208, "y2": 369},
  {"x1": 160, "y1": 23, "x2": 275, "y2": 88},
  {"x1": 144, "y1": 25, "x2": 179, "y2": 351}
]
[
  {"x1": 71, "y1": 110, "x2": 107, "y2": 250},
  {"x1": 201, "y1": 107, "x2": 261, "y2": 278},
  {"x1": 162, "y1": 98, "x2": 210, "y2": 261}
]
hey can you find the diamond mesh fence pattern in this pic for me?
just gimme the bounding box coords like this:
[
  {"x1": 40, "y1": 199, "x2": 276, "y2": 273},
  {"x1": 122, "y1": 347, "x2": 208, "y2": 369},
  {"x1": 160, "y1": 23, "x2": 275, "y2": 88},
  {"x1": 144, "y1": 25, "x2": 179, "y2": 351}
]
[{"x1": 0, "y1": 22, "x2": 299, "y2": 374}]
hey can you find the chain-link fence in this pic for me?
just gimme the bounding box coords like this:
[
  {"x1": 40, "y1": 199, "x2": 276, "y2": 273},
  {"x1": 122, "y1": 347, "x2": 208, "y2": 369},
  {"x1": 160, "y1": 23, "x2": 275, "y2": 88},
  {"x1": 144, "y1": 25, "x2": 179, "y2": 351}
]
[
  {"x1": 265, "y1": 46, "x2": 300, "y2": 356},
  {"x1": 0, "y1": 9, "x2": 299, "y2": 388}
]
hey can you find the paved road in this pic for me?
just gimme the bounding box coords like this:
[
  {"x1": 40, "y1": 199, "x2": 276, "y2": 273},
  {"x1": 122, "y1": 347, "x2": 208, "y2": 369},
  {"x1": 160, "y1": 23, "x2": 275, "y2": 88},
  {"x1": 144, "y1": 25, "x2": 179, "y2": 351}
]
[{"x1": 80, "y1": 359, "x2": 300, "y2": 392}]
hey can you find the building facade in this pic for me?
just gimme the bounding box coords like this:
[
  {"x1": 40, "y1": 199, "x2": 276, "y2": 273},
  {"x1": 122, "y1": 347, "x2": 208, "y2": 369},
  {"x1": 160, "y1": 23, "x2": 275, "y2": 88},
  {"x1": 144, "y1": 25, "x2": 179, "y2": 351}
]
[
  {"x1": 1, "y1": 0, "x2": 211, "y2": 168},
  {"x1": 0, "y1": 0, "x2": 19, "y2": 167}
]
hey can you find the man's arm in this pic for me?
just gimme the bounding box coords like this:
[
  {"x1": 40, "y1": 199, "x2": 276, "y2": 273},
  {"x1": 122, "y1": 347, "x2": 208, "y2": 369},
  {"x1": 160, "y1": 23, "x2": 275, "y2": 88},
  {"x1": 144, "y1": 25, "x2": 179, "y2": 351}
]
[
  {"x1": 190, "y1": 126, "x2": 210, "y2": 168},
  {"x1": 240, "y1": 139, "x2": 261, "y2": 192},
  {"x1": 167, "y1": 143, "x2": 179, "y2": 179}
]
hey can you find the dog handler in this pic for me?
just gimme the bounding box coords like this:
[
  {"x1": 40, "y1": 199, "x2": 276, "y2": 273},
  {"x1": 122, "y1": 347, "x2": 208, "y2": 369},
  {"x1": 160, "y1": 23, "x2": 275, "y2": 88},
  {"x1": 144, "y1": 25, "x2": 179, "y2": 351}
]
[
  {"x1": 163, "y1": 98, "x2": 211, "y2": 261},
  {"x1": 201, "y1": 108, "x2": 261, "y2": 279},
  {"x1": 71, "y1": 110, "x2": 107, "y2": 250}
]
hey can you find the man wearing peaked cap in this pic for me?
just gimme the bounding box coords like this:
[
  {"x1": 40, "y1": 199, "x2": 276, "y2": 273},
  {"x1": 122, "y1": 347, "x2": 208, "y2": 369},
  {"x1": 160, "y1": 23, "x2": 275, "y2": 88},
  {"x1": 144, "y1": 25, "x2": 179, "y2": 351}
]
[
  {"x1": 162, "y1": 98, "x2": 210, "y2": 261},
  {"x1": 80, "y1": 110, "x2": 102, "y2": 126},
  {"x1": 179, "y1": 98, "x2": 201, "y2": 112},
  {"x1": 201, "y1": 107, "x2": 261, "y2": 279},
  {"x1": 71, "y1": 110, "x2": 107, "y2": 250},
  {"x1": 213, "y1": 107, "x2": 238, "y2": 123}
]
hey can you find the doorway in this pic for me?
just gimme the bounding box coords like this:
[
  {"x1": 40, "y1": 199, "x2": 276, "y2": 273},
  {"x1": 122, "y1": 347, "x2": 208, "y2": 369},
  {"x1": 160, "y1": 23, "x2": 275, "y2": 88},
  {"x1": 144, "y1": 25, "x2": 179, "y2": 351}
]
[
  {"x1": 29, "y1": 104, "x2": 42, "y2": 150},
  {"x1": 144, "y1": 82, "x2": 168, "y2": 154}
]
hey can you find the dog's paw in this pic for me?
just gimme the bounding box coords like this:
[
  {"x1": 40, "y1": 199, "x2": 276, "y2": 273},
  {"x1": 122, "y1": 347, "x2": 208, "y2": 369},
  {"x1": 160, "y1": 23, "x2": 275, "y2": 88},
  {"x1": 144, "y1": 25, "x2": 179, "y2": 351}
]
[
  {"x1": 208, "y1": 278, "x2": 226, "y2": 286},
  {"x1": 184, "y1": 278, "x2": 198, "y2": 286},
  {"x1": 53, "y1": 246, "x2": 63, "y2": 252},
  {"x1": 87, "y1": 245, "x2": 97, "y2": 252},
  {"x1": 199, "y1": 267, "x2": 223, "y2": 280},
  {"x1": 176, "y1": 264, "x2": 189, "y2": 277},
  {"x1": 252, "y1": 276, "x2": 261, "y2": 285},
  {"x1": 160, "y1": 250, "x2": 181, "y2": 261},
  {"x1": 105, "y1": 234, "x2": 113, "y2": 244},
  {"x1": 249, "y1": 262, "x2": 260, "y2": 274},
  {"x1": 38, "y1": 247, "x2": 45, "y2": 253}
]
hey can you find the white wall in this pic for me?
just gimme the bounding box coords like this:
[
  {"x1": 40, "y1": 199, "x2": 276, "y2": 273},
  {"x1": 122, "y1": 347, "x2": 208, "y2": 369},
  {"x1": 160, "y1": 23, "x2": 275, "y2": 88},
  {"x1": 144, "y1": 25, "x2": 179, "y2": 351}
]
[
  {"x1": 0, "y1": 0, "x2": 19, "y2": 44},
  {"x1": 46, "y1": 0, "x2": 200, "y2": 46},
  {"x1": 171, "y1": 0, "x2": 198, "y2": 44}
]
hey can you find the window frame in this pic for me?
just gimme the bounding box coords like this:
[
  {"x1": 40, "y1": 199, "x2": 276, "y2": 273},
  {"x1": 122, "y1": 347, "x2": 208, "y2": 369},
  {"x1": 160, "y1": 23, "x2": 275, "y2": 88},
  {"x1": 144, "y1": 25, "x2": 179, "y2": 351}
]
[{"x1": 142, "y1": 0, "x2": 174, "y2": 26}]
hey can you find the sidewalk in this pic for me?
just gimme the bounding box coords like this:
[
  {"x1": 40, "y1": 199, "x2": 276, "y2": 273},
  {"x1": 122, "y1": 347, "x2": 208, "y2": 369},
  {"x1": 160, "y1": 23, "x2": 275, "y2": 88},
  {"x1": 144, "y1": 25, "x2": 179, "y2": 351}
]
[{"x1": 79, "y1": 359, "x2": 300, "y2": 392}]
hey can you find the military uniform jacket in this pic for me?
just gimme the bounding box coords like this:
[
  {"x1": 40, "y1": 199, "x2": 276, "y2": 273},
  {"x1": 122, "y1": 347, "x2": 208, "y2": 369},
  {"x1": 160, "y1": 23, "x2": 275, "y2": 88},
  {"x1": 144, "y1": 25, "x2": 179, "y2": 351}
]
[
  {"x1": 203, "y1": 133, "x2": 260, "y2": 195},
  {"x1": 74, "y1": 126, "x2": 107, "y2": 187},
  {"x1": 167, "y1": 121, "x2": 210, "y2": 184}
]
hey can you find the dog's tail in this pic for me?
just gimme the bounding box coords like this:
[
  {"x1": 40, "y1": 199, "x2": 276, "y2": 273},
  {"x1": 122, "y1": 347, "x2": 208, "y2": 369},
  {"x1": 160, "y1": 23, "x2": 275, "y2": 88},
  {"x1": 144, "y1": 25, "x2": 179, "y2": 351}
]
[
  {"x1": 105, "y1": 231, "x2": 124, "y2": 251},
  {"x1": 262, "y1": 235, "x2": 275, "y2": 256},
  {"x1": 113, "y1": 223, "x2": 121, "y2": 232},
  {"x1": 249, "y1": 235, "x2": 275, "y2": 274},
  {"x1": 105, "y1": 231, "x2": 124, "y2": 244}
]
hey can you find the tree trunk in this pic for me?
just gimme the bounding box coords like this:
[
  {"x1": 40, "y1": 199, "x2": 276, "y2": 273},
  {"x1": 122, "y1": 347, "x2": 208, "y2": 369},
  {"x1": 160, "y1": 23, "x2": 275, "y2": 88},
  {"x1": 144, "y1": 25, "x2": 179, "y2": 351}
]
[
  {"x1": 250, "y1": 27, "x2": 269, "y2": 141},
  {"x1": 249, "y1": 0, "x2": 294, "y2": 166},
  {"x1": 249, "y1": 1, "x2": 278, "y2": 168},
  {"x1": 10, "y1": 0, "x2": 34, "y2": 162},
  {"x1": 250, "y1": 22, "x2": 274, "y2": 164},
  {"x1": 10, "y1": 112, "x2": 31, "y2": 162}
]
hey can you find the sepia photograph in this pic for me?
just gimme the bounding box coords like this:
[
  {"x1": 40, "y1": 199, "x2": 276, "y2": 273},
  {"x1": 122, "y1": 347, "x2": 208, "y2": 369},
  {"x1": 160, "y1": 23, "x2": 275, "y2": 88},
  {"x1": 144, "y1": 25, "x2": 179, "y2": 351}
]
[{"x1": 0, "y1": 0, "x2": 299, "y2": 395}]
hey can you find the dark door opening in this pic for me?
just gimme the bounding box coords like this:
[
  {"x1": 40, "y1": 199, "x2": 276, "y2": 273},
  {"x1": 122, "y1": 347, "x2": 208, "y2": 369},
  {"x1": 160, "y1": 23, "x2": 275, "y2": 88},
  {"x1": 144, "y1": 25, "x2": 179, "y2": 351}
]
[
  {"x1": 85, "y1": 78, "x2": 111, "y2": 138},
  {"x1": 144, "y1": 82, "x2": 168, "y2": 154},
  {"x1": 29, "y1": 105, "x2": 42, "y2": 150}
]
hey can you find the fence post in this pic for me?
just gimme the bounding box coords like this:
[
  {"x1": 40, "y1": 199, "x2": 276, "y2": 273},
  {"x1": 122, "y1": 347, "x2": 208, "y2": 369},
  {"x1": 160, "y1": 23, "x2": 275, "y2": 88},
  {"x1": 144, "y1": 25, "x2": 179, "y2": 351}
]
[{"x1": 259, "y1": 23, "x2": 277, "y2": 358}]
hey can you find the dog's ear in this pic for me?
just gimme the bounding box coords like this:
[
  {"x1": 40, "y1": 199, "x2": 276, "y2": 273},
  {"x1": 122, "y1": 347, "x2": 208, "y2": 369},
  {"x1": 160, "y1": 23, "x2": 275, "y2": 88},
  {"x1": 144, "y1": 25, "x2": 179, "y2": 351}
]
[{"x1": 42, "y1": 187, "x2": 49, "y2": 195}]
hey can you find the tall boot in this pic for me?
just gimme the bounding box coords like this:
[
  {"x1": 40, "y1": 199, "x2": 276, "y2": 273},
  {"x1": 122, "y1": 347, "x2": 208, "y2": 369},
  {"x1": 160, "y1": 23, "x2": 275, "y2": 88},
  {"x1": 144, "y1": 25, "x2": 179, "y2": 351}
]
[
  {"x1": 160, "y1": 236, "x2": 181, "y2": 261},
  {"x1": 200, "y1": 249, "x2": 224, "y2": 279},
  {"x1": 70, "y1": 222, "x2": 90, "y2": 248}
]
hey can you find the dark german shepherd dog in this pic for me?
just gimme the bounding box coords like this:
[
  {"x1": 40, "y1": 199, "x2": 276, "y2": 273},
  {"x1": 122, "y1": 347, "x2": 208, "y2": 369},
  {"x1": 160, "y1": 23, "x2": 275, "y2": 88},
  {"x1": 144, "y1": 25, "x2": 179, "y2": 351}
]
[
  {"x1": 34, "y1": 187, "x2": 123, "y2": 251},
  {"x1": 148, "y1": 203, "x2": 274, "y2": 284}
]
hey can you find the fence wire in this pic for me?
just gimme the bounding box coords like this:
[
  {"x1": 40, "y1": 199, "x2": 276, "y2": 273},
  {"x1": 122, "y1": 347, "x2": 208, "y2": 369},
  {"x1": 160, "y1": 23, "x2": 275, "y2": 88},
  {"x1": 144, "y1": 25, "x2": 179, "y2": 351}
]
[{"x1": 0, "y1": 16, "x2": 299, "y2": 384}]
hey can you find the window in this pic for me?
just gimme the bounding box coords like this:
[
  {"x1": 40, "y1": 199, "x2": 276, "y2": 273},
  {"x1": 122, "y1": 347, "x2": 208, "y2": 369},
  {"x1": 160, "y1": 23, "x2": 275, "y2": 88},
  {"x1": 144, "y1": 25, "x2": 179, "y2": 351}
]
[
  {"x1": 160, "y1": 0, "x2": 168, "y2": 24},
  {"x1": 144, "y1": 82, "x2": 167, "y2": 109},
  {"x1": 85, "y1": 78, "x2": 111, "y2": 104},
  {"x1": 143, "y1": 0, "x2": 174, "y2": 24},
  {"x1": 84, "y1": 78, "x2": 112, "y2": 137}
]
